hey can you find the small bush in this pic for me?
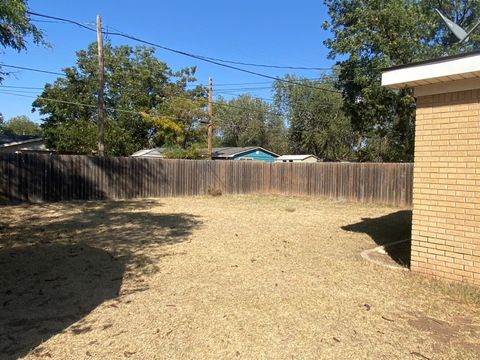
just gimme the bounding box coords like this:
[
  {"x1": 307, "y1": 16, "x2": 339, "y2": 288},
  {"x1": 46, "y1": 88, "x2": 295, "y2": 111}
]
[{"x1": 207, "y1": 187, "x2": 222, "y2": 197}]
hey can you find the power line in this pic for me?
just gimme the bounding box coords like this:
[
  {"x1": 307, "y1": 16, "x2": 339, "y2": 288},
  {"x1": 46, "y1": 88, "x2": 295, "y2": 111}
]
[
  {"x1": 0, "y1": 64, "x2": 334, "y2": 94},
  {"x1": 0, "y1": 91, "x2": 140, "y2": 115},
  {"x1": 213, "y1": 86, "x2": 273, "y2": 91},
  {"x1": 0, "y1": 88, "x2": 42, "y2": 95},
  {"x1": 27, "y1": 11, "x2": 331, "y2": 72},
  {"x1": 0, "y1": 90, "x2": 209, "y2": 123},
  {"x1": 0, "y1": 65, "x2": 282, "y2": 115},
  {"x1": 0, "y1": 89, "x2": 283, "y2": 118},
  {"x1": 0, "y1": 85, "x2": 45, "y2": 90},
  {"x1": 197, "y1": 56, "x2": 332, "y2": 71},
  {"x1": 31, "y1": 19, "x2": 69, "y2": 24},
  {"x1": 211, "y1": 97, "x2": 283, "y2": 117},
  {"x1": 0, "y1": 63, "x2": 64, "y2": 76},
  {"x1": 0, "y1": 62, "x2": 339, "y2": 116},
  {"x1": 187, "y1": 77, "x2": 325, "y2": 88},
  {"x1": 28, "y1": 11, "x2": 96, "y2": 32},
  {"x1": 207, "y1": 81, "x2": 276, "y2": 87},
  {"x1": 215, "y1": 91, "x2": 274, "y2": 103},
  {"x1": 26, "y1": 11, "x2": 341, "y2": 94}
]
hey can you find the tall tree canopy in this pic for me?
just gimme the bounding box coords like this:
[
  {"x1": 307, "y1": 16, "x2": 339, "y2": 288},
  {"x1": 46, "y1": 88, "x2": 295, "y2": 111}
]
[
  {"x1": 0, "y1": 0, "x2": 45, "y2": 81},
  {"x1": 274, "y1": 76, "x2": 353, "y2": 161},
  {"x1": 33, "y1": 42, "x2": 205, "y2": 156},
  {"x1": 4, "y1": 115, "x2": 41, "y2": 135},
  {"x1": 0, "y1": 112, "x2": 5, "y2": 135},
  {"x1": 214, "y1": 95, "x2": 288, "y2": 155},
  {"x1": 322, "y1": 0, "x2": 480, "y2": 161}
]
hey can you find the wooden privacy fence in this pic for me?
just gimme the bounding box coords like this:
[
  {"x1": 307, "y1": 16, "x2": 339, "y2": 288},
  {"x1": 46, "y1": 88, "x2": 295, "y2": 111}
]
[{"x1": 0, "y1": 153, "x2": 413, "y2": 207}]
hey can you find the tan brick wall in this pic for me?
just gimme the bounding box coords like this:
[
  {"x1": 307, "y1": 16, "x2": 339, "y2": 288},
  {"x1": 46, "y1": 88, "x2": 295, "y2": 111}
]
[{"x1": 411, "y1": 89, "x2": 480, "y2": 285}]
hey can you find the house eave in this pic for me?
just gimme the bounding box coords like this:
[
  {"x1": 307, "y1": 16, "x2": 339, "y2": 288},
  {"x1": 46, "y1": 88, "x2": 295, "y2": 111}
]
[{"x1": 381, "y1": 51, "x2": 480, "y2": 94}]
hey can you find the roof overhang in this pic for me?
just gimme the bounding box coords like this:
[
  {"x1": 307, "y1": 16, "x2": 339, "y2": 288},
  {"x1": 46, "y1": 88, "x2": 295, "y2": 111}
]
[
  {"x1": 381, "y1": 50, "x2": 480, "y2": 96},
  {"x1": 0, "y1": 138, "x2": 43, "y2": 148}
]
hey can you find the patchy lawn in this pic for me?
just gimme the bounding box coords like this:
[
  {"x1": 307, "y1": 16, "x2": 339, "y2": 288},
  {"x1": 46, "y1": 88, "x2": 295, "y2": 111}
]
[{"x1": 0, "y1": 195, "x2": 479, "y2": 359}]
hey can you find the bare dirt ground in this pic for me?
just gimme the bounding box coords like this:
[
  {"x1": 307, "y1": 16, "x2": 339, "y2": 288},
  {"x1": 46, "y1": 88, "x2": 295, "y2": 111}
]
[{"x1": 1, "y1": 195, "x2": 479, "y2": 360}]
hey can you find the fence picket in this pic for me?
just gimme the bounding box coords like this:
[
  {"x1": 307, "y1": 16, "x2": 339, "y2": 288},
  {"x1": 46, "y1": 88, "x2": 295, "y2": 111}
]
[{"x1": 0, "y1": 153, "x2": 413, "y2": 206}]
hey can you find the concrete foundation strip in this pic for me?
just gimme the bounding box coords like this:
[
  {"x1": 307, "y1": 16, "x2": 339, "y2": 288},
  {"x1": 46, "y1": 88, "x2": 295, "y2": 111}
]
[{"x1": 360, "y1": 239, "x2": 410, "y2": 271}]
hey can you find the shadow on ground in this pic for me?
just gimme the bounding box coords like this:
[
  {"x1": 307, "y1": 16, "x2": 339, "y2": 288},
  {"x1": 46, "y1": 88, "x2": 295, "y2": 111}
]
[
  {"x1": 0, "y1": 200, "x2": 202, "y2": 277},
  {"x1": 0, "y1": 244, "x2": 123, "y2": 359},
  {"x1": 0, "y1": 200, "x2": 202, "y2": 359},
  {"x1": 342, "y1": 210, "x2": 412, "y2": 267}
]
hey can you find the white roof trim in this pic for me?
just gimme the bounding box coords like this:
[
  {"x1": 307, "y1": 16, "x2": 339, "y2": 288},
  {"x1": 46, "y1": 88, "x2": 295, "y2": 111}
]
[
  {"x1": 276, "y1": 154, "x2": 318, "y2": 160},
  {"x1": 382, "y1": 52, "x2": 480, "y2": 92},
  {"x1": 0, "y1": 138, "x2": 43, "y2": 148}
]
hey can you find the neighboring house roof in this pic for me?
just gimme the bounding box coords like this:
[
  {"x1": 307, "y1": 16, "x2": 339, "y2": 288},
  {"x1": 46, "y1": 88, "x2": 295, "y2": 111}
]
[
  {"x1": 131, "y1": 148, "x2": 166, "y2": 158},
  {"x1": 276, "y1": 154, "x2": 319, "y2": 161},
  {"x1": 131, "y1": 146, "x2": 280, "y2": 159},
  {"x1": 0, "y1": 134, "x2": 42, "y2": 147},
  {"x1": 0, "y1": 135, "x2": 49, "y2": 153},
  {"x1": 211, "y1": 147, "x2": 279, "y2": 158}
]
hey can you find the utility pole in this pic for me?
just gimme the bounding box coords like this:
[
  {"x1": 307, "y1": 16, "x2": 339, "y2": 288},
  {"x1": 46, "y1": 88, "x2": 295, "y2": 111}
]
[
  {"x1": 207, "y1": 77, "x2": 213, "y2": 160},
  {"x1": 96, "y1": 15, "x2": 105, "y2": 156}
]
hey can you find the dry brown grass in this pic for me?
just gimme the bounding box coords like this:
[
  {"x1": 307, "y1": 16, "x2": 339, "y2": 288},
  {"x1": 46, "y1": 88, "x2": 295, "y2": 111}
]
[{"x1": 1, "y1": 195, "x2": 479, "y2": 359}]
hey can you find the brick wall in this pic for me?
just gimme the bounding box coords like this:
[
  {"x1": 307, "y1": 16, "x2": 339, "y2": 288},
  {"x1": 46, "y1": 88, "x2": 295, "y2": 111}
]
[{"x1": 411, "y1": 89, "x2": 480, "y2": 285}]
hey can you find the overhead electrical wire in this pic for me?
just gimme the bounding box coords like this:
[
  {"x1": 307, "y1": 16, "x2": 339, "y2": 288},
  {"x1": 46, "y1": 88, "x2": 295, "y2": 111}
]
[
  {"x1": 0, "y1": 89, "x2": 285, "y2": 118},
  {"x1": 211, "y1": 99, "x2": 282, "y2": 117},
  {"x1": 0, "y1": 88, "x2": 41, "y2": 94},
  {"x1": 0, "y1": 91, "x2": 140, "y2": 115},
  {"x1": 0, "y1": 65, "x2": 274, "y2": 91},
  {"x1": 212, "y1": 86, "x2": 273, "y2": 91},
  {"x1": 26, "y1": 11, "x2": 331, "y2": 72},
  {"x1": 190, "y1": 78, "x2": 325, "y2": 87},
  {"x1": 197, "y1": 57, "x2": 331, "y2": 71},
  {"x1": 31, "y1": 19, "x2": 69, "y2": 24},
  {"x1": 214, "y1": 91, "x2": 274, "y2": 103},
  {"x1": 0, "y1": 63, "x2": 341, "y2": 117},
  {"x1": 203, "y1": 81, "x2": 276, "y2": 87},
  {"x1": 1, "y1": 61, "x2": 341, "y2": 118},
  {"x1": 0, "y1": 63, "x2": 64, "y2": 76},
  {"x1": 0, "y1": 90, "x2": 237, "y2": 122},
  {"x1": 0, "y1": 85, "x2": 45, "y2": 90},
  {"x1": 0, "y1": 65, "x2": 285, "y2": 115},
  {"x1": 3, "y1": 12, "x2": 341, "y2": 117},
  {"x1": 26, "y1": 11, "x2": 341, "y2": 94}
]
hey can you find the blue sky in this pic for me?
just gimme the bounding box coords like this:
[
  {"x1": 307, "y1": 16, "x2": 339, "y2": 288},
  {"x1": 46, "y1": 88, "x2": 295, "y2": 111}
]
[{"x1": 0, "y1": 0, "x2": 336, "y2": 123}]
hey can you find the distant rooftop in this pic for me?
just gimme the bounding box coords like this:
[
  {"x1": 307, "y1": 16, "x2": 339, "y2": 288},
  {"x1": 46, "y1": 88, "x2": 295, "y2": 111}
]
[
  {"x1": 132, "y1": 146, "x2": 280, "y2": 158},
  {"x1": 276, "y1": 154, "x2": 318, "y2": 161},
  {"x1": 0, "y1": 134, "x2": 42, "y2": 147},
  {"x1": 211, "y1": 147, "x2": 279, "y2": 158},
  {"x1": 131, "y1": 148, "x2": 166, "y2": 158}
]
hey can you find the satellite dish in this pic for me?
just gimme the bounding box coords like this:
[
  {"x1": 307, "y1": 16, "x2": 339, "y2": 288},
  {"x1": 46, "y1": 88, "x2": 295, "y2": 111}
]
[{"x1": 436, "y1": 8, "x2": 480, "y2": 44}]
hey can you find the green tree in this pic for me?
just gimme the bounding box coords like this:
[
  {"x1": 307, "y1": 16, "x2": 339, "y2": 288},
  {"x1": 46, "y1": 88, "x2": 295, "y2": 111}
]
[
  {"x1": 141, "y1": 93, "x2": 207, "y2": 149},
  {"x1": 0, "y1": 112, "x2": 6, "y2": 135},
  {"x1": 322, "y1": 0, "x2": 480, "y2": 161},
  {"x1": 214, "y1": 95, "x2": 288, "y2": 155},
  {"x1": 274, "y1": 76, "x2": 353, "y2": 161},
  {"x1": 33, "y1": 42, "x2": 203, "y2": 156},
  {"x1": 4, "y1": 115, "x2": 41, "y2": 135},
  {"x1": 0, "y1": 0, "x2": 45, "y2": 81}
]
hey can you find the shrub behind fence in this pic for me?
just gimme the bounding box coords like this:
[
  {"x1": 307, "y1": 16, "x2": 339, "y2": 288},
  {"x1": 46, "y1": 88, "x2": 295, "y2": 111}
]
[{"x1": 0, "y1": 153, "x2": 413, "y2": 206}]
